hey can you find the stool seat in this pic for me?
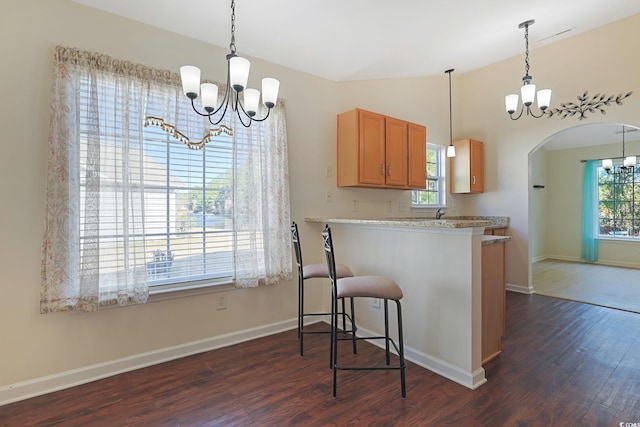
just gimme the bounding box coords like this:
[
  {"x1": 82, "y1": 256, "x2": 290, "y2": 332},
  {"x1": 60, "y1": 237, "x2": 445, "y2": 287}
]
[
  {"x1": 304, "y1": 263, "x2": 353, "y2": 280},
  {"x1": 337, "y1": 276, "x2": 403, "y2": 301}
]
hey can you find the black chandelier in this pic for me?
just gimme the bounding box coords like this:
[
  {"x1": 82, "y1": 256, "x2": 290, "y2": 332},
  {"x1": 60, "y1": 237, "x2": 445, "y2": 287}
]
[
  {"x1": 602, "y1": 125, "x2": 637, "y2": 173},
  {"x1": 505, "y1": 20, "x2": 552, "y2": 120},
  {"x1": 180, "y1": 0, "x2": 280, "y2": 129}
]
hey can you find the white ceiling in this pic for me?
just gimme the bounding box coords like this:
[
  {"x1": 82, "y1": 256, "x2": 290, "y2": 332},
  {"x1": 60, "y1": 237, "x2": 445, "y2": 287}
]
[
  {"x1": 71, "y1": 0, "x2": 640, "y2": 150},
  {"x1": 72, "y1": 0, "x2": 640, "y2": 82}
]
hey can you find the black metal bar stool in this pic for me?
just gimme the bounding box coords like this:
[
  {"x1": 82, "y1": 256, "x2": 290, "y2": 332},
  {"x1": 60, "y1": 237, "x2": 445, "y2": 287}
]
[
  {"x1": 291, "y1": 222, "x2": 355, "y2": 366},
  {"x1": 322, "y1": 224, "x2": 406, "y2": 398}
]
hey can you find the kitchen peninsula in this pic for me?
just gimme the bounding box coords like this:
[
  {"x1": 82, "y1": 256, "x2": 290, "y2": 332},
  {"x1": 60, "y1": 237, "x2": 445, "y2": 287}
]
[{"x1": 305, "y1": 216, "x2": 510, "y2": 389}]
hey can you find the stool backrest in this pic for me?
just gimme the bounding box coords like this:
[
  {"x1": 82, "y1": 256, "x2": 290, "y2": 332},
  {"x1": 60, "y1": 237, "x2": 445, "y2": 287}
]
[
  {"x1": 290, "y1": 222, "x2": 304, "y2": 278},
  {"x1": 321, "y1": 224, "x2": 338, "y2": 293}
]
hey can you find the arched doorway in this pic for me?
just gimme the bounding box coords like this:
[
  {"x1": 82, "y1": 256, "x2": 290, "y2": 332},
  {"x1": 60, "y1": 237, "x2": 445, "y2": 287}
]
[{"x1": 528, "y1": 122, "x2": 640, "y2": 312}]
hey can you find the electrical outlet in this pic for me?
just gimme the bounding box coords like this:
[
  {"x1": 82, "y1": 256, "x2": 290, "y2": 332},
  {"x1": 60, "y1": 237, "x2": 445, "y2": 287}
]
[
  {"x1": 325, "y1": 165, "x2": 332, "y2": 179},
  {"x1": 352, "y1": 199, "x2": 359, "y2": 212},
  {"x1": 399, "y1": 201, "x2": 407, "y2": 212},
  {"x1": 217, "y1": 294, "x2": 228, "y2": 310},
  {"x1": 386, "y1": 201, "x2": 392, "y2": 213},
  {"x1": 325, "y1": 191, "x2": 332, "y2": 203},
  {"x1": 371, "y1": 298, "x2": 381, "y2": 309}
]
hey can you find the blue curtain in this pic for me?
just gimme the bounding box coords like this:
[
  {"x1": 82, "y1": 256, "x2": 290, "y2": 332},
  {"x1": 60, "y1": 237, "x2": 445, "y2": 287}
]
[{"x1": 581, "y1": 160, "x2": 599, "y2": 262}]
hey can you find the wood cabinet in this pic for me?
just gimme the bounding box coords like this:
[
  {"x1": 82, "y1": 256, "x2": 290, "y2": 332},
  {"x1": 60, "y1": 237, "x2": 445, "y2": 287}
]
[
  {"x1": 484, "y1": 227, "x2": 507, "y2": 236},
  {"x1": 482, "y1": 241, "x2": 506, "y2": 364},
  {"x1": 337, "y1": 108, "x2": 426, "y2": 189},
  {"x1": 450, "y1": 139, "x2": 484, "y2": 193}
]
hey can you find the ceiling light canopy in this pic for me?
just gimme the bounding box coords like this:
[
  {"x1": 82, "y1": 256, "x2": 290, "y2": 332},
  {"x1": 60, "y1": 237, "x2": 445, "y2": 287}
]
[
  {"x1": 505, "y1": 20, "x2": 552, "y2": 120},
  {"x1": 180, "y1": 0, "x2": 280, "y2": 129}
]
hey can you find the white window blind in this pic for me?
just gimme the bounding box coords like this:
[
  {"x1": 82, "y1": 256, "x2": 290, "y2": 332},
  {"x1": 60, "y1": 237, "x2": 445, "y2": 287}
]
[
  {"x1": 412, "y1": 144, "x2": 446, "y2": 207},
  {"x1": 77, "y1": 75, "x2": 239, "y2": 288}
]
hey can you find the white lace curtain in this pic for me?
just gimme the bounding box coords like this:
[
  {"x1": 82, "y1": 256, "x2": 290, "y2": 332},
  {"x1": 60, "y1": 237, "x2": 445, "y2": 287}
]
[{"x1": 41, "y1": 46, "x2": 291, "y2": 313}]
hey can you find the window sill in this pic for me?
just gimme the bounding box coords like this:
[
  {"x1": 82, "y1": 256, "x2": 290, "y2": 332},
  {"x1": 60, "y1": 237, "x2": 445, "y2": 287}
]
[
  {"x1": 148, "y1": 279, "x2": 235, "y2": 303},
  {"x1": 410, "y1": 205, "x2": 447, "y2": 210},
  {"x1": 597, "y1": 236, "x2": 640, "y2": 243}
]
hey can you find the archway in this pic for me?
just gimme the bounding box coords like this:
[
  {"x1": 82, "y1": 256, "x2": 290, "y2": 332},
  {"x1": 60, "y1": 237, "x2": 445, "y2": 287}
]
[{"x1": 528, "y1": 122, "x2": 640, "y2": 312}]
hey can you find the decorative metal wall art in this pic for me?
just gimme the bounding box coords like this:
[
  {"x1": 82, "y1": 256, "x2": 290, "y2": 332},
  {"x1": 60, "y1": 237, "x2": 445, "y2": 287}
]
[{"x1": 547, "y1": 91, "x2": 633, "y2": 120}]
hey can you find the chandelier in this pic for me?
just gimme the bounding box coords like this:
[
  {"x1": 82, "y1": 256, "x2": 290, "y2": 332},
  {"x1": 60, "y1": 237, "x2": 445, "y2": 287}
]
[
  {"x1": 601, "y1": 126, "x2": 637, "y2": 173},
  {"x1": 179, "y1": 0, "x2": 280, "y2": 129},
  {"x1": 505, "y1": 20, "x2": 552, "y2": 120}
]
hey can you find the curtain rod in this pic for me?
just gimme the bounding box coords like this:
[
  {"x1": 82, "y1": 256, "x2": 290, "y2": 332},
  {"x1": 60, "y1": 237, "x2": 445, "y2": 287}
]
[{"x1": 580, "y1": 155, "x2": 640, "y2": 163}]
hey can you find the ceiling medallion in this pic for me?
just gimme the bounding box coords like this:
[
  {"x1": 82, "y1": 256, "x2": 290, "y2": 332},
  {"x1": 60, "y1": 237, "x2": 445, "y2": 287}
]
[{"x1": 547, "y1": 91, "x2": 633, "y2": 120}]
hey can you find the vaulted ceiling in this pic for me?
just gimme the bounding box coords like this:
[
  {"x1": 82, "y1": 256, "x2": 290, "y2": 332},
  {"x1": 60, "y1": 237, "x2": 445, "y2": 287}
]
[{"x1": 73, "y1": 0, "x2": 640, "y2": 81}]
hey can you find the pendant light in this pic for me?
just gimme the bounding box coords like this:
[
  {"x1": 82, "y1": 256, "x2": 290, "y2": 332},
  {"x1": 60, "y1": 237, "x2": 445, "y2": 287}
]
[
  {"x1": 445, "y1": 69, "x2": 456, "y2": 158},
  {"x1": 602, "y1": 125, "x2": 637, "y2": 173},
  {"x1": 505, "y1": 20, "x2": 552, "y2": 120}
]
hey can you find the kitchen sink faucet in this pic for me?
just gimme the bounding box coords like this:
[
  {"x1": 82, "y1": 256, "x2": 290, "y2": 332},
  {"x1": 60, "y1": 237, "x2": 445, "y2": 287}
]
[{"x1": 436, "y1": 208, "x2": 445, "y2": 219}]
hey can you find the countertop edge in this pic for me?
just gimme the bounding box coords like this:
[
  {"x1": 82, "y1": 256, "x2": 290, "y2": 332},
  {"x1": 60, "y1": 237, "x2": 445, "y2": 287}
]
[
  {"x1": 481, "y1": 235, "x2": 512, "y2": 245},
  {"x1": 305, "y1": 217, "x2": 494, "y2": 229}
]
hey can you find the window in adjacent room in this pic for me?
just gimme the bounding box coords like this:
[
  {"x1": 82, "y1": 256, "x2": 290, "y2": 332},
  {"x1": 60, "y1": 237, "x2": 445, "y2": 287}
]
[
  {"x1": 411, "y1": 143, "x2": 446, "y2": 207},
  {"x1": 597, "y1": 164, "x2": 640, "y2": 239}
]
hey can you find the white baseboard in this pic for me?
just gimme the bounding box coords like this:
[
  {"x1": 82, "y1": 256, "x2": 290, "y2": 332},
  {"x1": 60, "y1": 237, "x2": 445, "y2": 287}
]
[
  {"x1": 352, "y1": 324, "x2": 487, "y2": 390},
  {"x1": 2, "y1": 315, "x2": 491, "y2": 406},
  {"x1": 506, "y1": 282, "x2": 535, "y2": 294},
  {"x1": 0, "y1": 319, "x2": 298, "y2": 406}
]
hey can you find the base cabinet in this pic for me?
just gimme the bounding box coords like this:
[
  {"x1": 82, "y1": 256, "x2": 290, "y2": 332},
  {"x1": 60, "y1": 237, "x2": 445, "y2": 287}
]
[{"x1": 482, "y1": 241, "x2": 506, "y2": 364}]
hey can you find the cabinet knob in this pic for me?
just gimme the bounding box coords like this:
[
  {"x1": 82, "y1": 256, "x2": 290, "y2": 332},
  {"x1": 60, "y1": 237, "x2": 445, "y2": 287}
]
[
  {"x1": 473, "y1": 176, "x2": 476, "y2": 185},
  {"x1": 388, "y1": 165, "x2": 391, "y2": 176},
  {"x1": 381, "y1": 164, "x2": 385, "y2": 176}
]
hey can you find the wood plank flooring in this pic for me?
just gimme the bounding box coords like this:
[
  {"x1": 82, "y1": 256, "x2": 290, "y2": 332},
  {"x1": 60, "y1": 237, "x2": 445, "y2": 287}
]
[{"x1": 2, "y1": 292, "x2": 640, "y2": 426}]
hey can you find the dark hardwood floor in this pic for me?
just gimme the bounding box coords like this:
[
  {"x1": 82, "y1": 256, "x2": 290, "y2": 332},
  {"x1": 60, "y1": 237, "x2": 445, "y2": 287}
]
[{"x1": 2, "y1": 292, "x2": 640, "y2": 426}]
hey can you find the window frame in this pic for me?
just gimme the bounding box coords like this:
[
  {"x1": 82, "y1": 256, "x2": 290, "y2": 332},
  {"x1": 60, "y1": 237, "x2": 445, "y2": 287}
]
[
  {"x1": 411, "y1": 143, "x2": 447, "y2": 209},
  {"x1": 597, "y1": 163, "x2": 640, "y2": 241}
]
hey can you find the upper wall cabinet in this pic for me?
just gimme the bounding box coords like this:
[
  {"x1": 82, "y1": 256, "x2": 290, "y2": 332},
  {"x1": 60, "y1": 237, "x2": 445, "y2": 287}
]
[
  {"x1": 450, "y1": 138, "x2": 484, "y2": 194},
  {"x1": 337, "y1": 108, "x2": 426, "y2": 190}
]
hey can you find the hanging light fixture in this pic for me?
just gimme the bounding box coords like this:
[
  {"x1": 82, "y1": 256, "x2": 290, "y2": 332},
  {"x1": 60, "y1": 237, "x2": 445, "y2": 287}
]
[
  {"x1": 180, "y1": 0, "x2": 280, "y2": 129},
  {"x1": 445, "y1": 69, "x2": 456, "y2": 158},
  {"x1": 582, "y1": 125, "x2": 638, "y2": 174},
  {"x1": 505, "y1": 20, "x2": 552, "y2": 120},
  {"x1": 605, "y1": 125, "x2": 637, "y2": 173}
]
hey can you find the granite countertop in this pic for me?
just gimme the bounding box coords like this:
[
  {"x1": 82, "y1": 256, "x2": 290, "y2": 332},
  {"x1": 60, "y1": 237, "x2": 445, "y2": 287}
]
[
  {"x1": 305, "y1": 216, "x2": 509, "y2": 230},
  {"x1": 481, "y1": 235, "x2": 512, "y2": 245}
]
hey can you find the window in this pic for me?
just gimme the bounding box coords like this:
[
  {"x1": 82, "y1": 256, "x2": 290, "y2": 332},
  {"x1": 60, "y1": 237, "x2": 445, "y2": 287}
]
[
  {"x1": 41, "y1": 46, "x2": 291, "y2": 313},
  {"x1": 598, "y1": 164, "x2": 640, "y2": 238},
  {"x1": 411, "y1": 143, "x2": 446, "y2": 207}
]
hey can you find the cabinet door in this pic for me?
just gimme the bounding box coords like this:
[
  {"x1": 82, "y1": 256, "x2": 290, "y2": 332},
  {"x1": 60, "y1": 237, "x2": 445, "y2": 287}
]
[
  {"x1": 385, "y1": 117, "x2": 408, "y2": 187},
  {"x1": 470, "y1": 139, "x2": 484, "y2": 193},
  {"x1": 482, "y1": 242, "x2": 506, "y2": 364},
  {"x1": 407, "y1": 123, "x2": 427, "y2": 189},
  {"x1": 450, "y1": 139, "x2": 484, "y2": 194},
  {"x1": 358, "y1": 110, "x2": 386, "y2": 186}
]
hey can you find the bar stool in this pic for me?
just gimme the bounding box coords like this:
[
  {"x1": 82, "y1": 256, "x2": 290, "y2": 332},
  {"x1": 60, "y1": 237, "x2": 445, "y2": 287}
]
[
  {"x1": 322, "y1": 224, "x2": 406, "y2": 398},
  {"x1": 291, "y1": 222, "x2": 355, "y2": 365}
]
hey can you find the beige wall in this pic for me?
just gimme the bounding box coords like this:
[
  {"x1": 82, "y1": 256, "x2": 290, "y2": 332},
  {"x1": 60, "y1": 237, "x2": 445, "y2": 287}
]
[
  {"x1": 1, "y1": 0, "x2": 639, "y2": 394},
  {"x1": 530, "y1": 149, "x2": 548, "y2": 261}
]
